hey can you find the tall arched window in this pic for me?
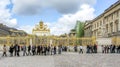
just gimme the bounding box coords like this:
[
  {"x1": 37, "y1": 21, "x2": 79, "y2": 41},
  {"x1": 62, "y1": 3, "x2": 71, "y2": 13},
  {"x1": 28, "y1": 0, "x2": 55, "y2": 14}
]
[
  {"x1": 115, "y1": 20, "x2": 119, "y2": 32},
  {"x1": 106, "y1": 24, "x2": 108, "y2": 32}
]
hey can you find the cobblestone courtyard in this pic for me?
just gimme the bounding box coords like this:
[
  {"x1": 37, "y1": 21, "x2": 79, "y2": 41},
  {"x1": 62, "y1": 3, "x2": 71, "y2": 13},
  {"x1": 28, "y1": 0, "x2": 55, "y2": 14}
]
[{"x1": 0, "y1": 52, "x2": 120, "y2": 67}]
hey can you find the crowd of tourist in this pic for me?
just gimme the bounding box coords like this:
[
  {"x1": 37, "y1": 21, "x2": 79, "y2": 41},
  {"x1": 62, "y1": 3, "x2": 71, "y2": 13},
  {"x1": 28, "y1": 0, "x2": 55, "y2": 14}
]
[
  {"x1": 73, "y1": 44, "x2": 97, "y2": 53},
  {"x1": 2, "y1": 44, "x2": 62, "y2": 57},
  {"x1": 101, "y1": 45, "x2": 120, "y2": 53},
  {"x1": 86, "y1": 44, "x2": 98, "y2": 53},
  {"x1": 73, "y1": 44, "x2": 120, "y2": 54},
  {"x1": 1, "y1": 44, "x2": 120, "y2": 57}
]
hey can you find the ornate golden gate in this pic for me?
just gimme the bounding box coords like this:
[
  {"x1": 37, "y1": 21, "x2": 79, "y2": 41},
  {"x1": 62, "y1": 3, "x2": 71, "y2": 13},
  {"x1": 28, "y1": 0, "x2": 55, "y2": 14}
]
[{"x1": 0, "y1": 36, "x2": 94, "y2": 46}]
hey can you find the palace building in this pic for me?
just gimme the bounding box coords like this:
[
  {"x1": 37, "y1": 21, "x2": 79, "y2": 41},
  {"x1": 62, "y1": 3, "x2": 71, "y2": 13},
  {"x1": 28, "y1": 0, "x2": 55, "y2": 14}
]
[
  {"x1": 84, "y1": 20, "x2": 92, "y2": 37},
  {"x1": 84, "y1": 0, "x2": 120, "y2": 38},
  {"x1": 32, "y1": 21, "x2": 50, "y2": 36},
  {"x1": 84, "y1": 0, "x2": 120, "y2": 45}
]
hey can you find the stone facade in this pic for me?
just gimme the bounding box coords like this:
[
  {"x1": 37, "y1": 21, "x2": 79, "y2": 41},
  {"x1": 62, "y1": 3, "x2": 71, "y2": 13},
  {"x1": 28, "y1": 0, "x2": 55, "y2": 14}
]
[
  {"x1": 84, "y1": 0, "x2": 120, "y2": 38},
  {"x1": 84, "y1": 21, "x2": 92, "y2": 37}
]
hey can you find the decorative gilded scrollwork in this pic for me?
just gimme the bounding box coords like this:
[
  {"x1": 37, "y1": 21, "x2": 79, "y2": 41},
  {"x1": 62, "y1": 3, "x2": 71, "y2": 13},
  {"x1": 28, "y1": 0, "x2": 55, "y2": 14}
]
[{"x1": 32, "y1": 21, "x2": 50, "y2": 36}]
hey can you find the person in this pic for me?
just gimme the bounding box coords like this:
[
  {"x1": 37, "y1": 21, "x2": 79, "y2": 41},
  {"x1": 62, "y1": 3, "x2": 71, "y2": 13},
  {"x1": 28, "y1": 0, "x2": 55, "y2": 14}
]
[
  {"x1": 74, "y1": 45, "x2": 77, "y2": 52},
  {"x1": 58, "y1": 45, "x2": 62, "y2": 54},
  {"x1": 106, "y1": 45, "x2": 110, "y2": 53},
  {"x1": 42, "y1": 45, "x2": 44, "y2": 55},
  {"x1": 22, "y1": 44, "x2": 27, "y2": 56},
  {"x1": 104, "y1": 45, "x2": 107, "y2": 53},
  {"x1": 40, "y1": 45, "x2": 43, "y2": 55},
  {"x1": 32, "y1": 45, "x2": 36, "y2": 55},
  {"x1": 47, "y1": 46, "x2": 50, "y2": 55},
  {"x1": 9, "y1": 44, "x2": 14, "y2": 57},
  {"x1": 86, "y1": 45, "x2": 89, "y2": 53},
  {"x1": 101, "y1": 45, "x2": 104, "y2": 53},
  {"x1": 53, "y1": 46, "x2": 56, "y2": 55},
  {"x1": 112, "y1": 44, "x2": 116, "y2": 53},
  {"x1": 68, "y1": 46, "x2": 70, "y2": 52},
  {"x1": 37, "y1": 45, "x2": 40, "y2": 55},
  {"x1": 90, "y1": 45, "x2": 94, "y2": 53},
  {"x1": 64, "y1": 46, "x2": 67, "y2": 52},
  {"x1": 110, "y1": 45, "x2": 113, "y2": 53},
  {"x1": 44, "y1": 46, "x2": 47, "y2": 56},
  {"x1": 93, "y1": 44, "x2": 97, "y2": 53},
  {"x1": 34, "y1": 45, "x2": 37, "y2": 55},
  {"x1": 118, "y1": 45, "x2": 120, "y2": 53},
  {"x1": 50, "y1": 46, "x2": 54, "y2": 55},
  {"x1": 2, "y1": 45, "x2": 7, "y2": 57},
  {"x1": 14, "y1": 44, "x2": 20, "y2": 56},
  {"x1": 79, "y1": 45, "x2": 83, "y2": 54},
  {"x1": 28, "y1": 45, "x2": 31, "y2": 55},
  {"x1": 116, "y1": 45, "x2": 120, "y2": 53}
]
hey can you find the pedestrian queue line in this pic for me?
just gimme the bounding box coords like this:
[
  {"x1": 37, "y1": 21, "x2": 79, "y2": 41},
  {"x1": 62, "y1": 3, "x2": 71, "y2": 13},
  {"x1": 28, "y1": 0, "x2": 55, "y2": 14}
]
[
  {"x1": 1, "y1": 44, "x2": 63, "y2": 57},
  {"x1": 1, "y1": 44, "x2": 120, "y2": 58}
]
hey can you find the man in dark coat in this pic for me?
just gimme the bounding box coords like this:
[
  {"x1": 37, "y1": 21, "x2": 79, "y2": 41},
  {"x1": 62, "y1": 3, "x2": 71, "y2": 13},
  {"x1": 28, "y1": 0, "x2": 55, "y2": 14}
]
[
  {"x1": 37, "y1": 45, "x2": 40, "y2": 55},
  {"x1": 112, "y1": 45, "x2": 116, "y2": 53},
  {"x1": 28, "y1": 45, "x2": 31, "y2": 55},
  {"x1": 93, "y1": 44, "x2": 97, "y2": 53},
  {"x1": 44, "y1": 46, "x2": 47, "y2": 56},
  {"x1": 14, "y1": 44, "x2": 20, "y2": 56},
  {"x1": 9, "y1": 44, "x2": 14, "y2": 57},
  {"x1": 74, "y1": 45, "x2": 77, "y2": 52},
  {"x1": 32, "y1": 45, "x2": 36, "y2": 55},
  {"x1": 53, "y1": 46, "x2": 56, "y2": 55}
]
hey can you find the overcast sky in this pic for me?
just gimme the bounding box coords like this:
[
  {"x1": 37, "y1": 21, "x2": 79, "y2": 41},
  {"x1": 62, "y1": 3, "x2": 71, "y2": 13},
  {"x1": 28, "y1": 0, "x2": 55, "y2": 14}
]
[{"x1": 0, "y1": 0, "x2": 118, "y2": 35}]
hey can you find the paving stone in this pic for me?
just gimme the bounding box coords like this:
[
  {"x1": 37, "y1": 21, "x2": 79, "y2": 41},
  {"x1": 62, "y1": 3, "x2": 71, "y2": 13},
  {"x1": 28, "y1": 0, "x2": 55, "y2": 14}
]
[{"x1": 0, "y1": 52, "x2": 120, "y2": 67}]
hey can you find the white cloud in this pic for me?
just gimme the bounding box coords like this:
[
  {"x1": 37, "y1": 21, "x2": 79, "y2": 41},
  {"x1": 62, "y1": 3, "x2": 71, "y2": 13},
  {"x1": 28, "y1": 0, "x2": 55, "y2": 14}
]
[
  {"x1": 0, "y1": 0, "x2": 17, "y2": 27},
  {"x1": 50, "y1": 0, "x2": 96, "y2": 14},
  {"x1": 18, "y1": 25, "x2": 34, "y2": 34},
  {"x1": 47, "y1": 4, "x2": 95, "y2": 35},
  {"x1": 9, "y1": 19, "x2": 17, "y2": 27},
  {"x1": 0, "y1": 0, "x2": 96, "y2": 35},
  {"x1": 12, "y1": 0, "x2": 96, "y2": 15},
  {"x1": 18, "y1": 4, "x2": 95, "y2": 35},
  {"x1": 12, "y1": 0, "x2": 43, "y2": 15}
]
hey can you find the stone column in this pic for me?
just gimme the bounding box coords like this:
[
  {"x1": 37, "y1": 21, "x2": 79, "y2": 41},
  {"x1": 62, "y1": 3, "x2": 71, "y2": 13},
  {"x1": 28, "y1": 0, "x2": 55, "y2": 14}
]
[
  {"x1": 113, "y1": 22, "x2": 115, "y2": 32},
  {"x1": 30, "y1": 38, "x2": 32, "y2": 45},
  {"x1": 118, "y1": 10, "x2": 120, "y2": 31},
  {"x1": 108, "y1": 23, "x2": 111, "y2": 33}
]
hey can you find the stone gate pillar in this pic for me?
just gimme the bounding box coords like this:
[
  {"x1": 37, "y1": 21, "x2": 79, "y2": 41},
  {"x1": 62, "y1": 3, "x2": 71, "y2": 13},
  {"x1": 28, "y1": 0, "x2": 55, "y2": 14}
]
[{"x1": 30, "y1": 38, "x2": 32, "y2": 45}]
